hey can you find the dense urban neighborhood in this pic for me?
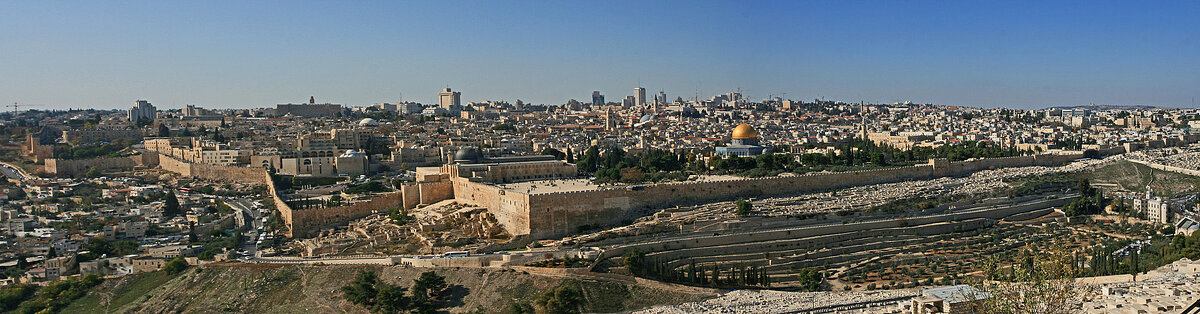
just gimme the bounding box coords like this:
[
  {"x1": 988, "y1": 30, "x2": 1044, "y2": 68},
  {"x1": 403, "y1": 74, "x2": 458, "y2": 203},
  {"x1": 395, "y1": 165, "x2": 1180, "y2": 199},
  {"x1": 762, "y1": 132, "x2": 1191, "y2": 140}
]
[{"x1": 0, "y1": 90, "x2": 1197, "y2": 313}]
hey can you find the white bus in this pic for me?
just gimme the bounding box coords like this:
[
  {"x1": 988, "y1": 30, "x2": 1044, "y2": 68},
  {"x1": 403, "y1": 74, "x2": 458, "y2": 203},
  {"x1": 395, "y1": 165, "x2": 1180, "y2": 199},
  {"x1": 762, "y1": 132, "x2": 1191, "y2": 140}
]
[{"x1": 441, "y1": 251, "x2": 469, "y2": 258}]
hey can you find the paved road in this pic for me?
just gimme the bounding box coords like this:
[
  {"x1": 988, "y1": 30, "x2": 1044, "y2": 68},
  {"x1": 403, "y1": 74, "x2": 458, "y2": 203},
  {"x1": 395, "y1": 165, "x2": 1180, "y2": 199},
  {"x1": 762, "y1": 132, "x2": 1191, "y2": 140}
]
[
  {"x1": 0, "y1": 162, "x2": 31, "y2": 180},
  {"x1": 223, "y1": 197, "x2": 266, "y2": 257}
]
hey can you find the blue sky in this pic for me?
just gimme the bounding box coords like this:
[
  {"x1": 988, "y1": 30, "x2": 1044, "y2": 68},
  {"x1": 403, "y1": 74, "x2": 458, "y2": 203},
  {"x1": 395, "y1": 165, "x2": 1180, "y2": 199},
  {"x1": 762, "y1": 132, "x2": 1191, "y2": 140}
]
[{"x1": 2, "y1": 1, "x2": 1198, "y2": 110}]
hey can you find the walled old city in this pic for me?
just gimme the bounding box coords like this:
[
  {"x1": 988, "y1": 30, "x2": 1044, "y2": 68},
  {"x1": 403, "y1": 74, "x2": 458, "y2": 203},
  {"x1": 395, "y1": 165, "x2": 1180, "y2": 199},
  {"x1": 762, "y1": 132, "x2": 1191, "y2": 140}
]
[{"x1": 2, "y1": 93, "x2": 1200, "y2": 313}]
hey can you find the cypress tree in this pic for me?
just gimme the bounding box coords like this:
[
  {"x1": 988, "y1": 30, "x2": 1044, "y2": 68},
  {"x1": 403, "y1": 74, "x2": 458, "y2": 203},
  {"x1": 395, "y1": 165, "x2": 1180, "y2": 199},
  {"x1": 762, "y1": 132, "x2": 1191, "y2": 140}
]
[{"x1": 163, "y1": 191, "x2": 181, "y2": 217}]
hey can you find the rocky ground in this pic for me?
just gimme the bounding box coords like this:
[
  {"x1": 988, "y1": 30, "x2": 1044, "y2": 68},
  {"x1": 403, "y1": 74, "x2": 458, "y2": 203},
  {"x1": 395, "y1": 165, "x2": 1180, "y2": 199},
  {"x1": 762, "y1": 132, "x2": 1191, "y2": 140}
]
[
  {"x1": 555, "y1": 155, "x2": 1118, "y2": 247},
  {"x1": 290, "y1": 201, "x2": 511, "y2": 257},
  {"x1": 636, "y1": 258, "x2": 1200, "y2": 314},
  {"x1": 1079, "y1": 258, "x2": 1200, "y2": 313},
  {"x1": 756, "y1": 155, "x2": 1115, "y2": 216},
  {"x1": 1126, "y1": 145, "x2": 1200, "y2": 170},
  {"x1": 634, "y1": 289, "x2": 917, "y2": 314},
  {"x1": 64, "y1": 263, "x2": 712, "y2": 313}
]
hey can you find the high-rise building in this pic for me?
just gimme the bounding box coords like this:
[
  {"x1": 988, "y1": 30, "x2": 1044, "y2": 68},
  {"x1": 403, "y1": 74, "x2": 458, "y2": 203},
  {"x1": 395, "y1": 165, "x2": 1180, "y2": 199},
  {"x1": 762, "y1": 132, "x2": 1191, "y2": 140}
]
[
  {"x1": 634, "y1": 87, "x2": 646, "y2": 106},
  {"x1": 655, "y1": 91, "x2": 666, "y2": 106},
  {"x1": 439, "y1": 88, "x2": 461, "y2": 108},
  {"x1": 128, "y1": 100, "x2": 157, "y2": 123},
  {"x1": 591, "y1": 91, "x2": 605, "y2": 107}
]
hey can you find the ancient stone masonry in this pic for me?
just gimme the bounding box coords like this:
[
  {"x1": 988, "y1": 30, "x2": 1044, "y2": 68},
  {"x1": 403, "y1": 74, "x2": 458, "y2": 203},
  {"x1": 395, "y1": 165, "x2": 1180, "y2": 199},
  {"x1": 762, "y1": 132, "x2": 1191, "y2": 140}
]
[
  {"x1": 406, "y1": 153, "x2": 1084, "y2": 241},
  {"x1": 157, "y1": 154, "x2": 266, "y2": 185},
  {"x1": 262, "y1": 165, "x2": 401, "y2": 238},
  {"x1": 156, "y1": 154, "x2": 395, "y2": 238},
  {"x1": 160, "y1": 152, "x2": 1081, "y2": 239},
  {"x1": 45, "y1": 153, "x2": 159, "y2": 177},
  {"x1": 285, "y1": 192, "x2": 403, "y2": 238},
  {"x1": 518, "y1": 155, "x2": 1082, "y2": 240}
]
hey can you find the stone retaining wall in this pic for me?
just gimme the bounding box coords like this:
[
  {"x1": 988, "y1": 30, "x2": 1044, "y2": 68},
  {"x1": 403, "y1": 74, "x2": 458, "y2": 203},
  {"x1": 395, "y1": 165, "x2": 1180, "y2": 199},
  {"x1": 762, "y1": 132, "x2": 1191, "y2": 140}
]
[{"x1": 593, "y1": 194, "x2": 1077, "y2": 264}]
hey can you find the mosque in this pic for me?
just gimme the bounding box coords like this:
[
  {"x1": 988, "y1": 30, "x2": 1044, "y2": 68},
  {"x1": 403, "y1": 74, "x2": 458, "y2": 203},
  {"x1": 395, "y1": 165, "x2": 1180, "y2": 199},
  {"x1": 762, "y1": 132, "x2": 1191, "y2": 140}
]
[{"x1": 716, "y1": 123, "x2": 771, "y2": 157}]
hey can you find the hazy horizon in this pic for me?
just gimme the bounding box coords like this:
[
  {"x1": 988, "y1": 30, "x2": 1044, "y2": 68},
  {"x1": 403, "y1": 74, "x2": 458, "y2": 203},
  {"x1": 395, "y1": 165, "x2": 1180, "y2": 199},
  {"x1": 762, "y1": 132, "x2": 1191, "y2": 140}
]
[{"x1": 3, "y1": 1, "x2": 1198, "y2": 110}]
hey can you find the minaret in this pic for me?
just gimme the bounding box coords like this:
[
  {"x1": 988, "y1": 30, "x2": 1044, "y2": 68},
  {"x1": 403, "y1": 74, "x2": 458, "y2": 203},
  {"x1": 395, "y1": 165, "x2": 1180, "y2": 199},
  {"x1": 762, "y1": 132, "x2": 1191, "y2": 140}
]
[
  {"x1": 605, "y1": 108, "x2": 615, "y2": 131},
  {"x1": 859, "y1": 101, "x2": 872, "y2": 140}
]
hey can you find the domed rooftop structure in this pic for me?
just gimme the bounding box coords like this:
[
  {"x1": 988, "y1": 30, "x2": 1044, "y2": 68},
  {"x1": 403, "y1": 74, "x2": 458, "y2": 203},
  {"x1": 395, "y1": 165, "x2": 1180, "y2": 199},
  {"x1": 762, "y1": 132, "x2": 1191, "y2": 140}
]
[
  {"x1": 358, "y1": 118, "x2": 379, "y2": 126},
  {"x1": 453, "y1": 147, "x2": 482, "y2": 163},
  {"x1": 340, "y1": 149, "x2": 367, "y2": 158},
  {"x1": 731, "y1": 123, "x2": 758, "y2": 139}
]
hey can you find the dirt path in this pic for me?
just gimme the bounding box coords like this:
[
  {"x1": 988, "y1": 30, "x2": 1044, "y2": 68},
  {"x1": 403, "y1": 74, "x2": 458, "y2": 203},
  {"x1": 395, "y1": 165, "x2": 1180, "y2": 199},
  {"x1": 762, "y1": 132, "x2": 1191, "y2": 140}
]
[{"x1": 511, "y1": 266, "x2": 720, "y2": 295}]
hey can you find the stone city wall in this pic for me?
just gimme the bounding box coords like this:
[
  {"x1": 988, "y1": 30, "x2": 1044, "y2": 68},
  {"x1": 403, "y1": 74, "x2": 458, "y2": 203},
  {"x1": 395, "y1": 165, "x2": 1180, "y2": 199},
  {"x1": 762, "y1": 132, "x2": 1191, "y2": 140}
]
[
  {"x1": 44, "y1": 153, "x2": 159, "y2": 177},
  {"x1": 521, "y1": 154, "x2": 1081, "y2": 240},
  {"x1": 400, "y1": 185, "x2": 421, "y2": 210},
  {"x1": 156, "y1": 154, "x2": 267, "y2": 185},
  {"x1": 154, "y1": 155, "x2": 357, "y2": 238},
  {"x1": 1127, "y1": 159, "x2": 1200, "y2": 177},
  {"x1": 162, "y1": 152, "x2": 1081, "y2": 240},
  {"x1": 449, "y1": 178, "x2": 531, "y2": 236},
  {"x1": 286, "y1": 191, "x2": 402, "y2": 238},
  {"x1": 419, "y1": 181, "x2": 454, "y2": 205},
  {"x1": 264, "y1": 171, "x2": 297, "y2": 237}
]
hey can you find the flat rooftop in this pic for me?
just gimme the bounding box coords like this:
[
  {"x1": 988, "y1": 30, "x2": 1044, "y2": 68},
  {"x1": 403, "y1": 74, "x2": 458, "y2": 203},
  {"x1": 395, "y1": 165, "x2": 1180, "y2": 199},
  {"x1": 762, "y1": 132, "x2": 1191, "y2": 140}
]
[{"x1": 497, "y1": 178, "x2": 601, "y2": 194}]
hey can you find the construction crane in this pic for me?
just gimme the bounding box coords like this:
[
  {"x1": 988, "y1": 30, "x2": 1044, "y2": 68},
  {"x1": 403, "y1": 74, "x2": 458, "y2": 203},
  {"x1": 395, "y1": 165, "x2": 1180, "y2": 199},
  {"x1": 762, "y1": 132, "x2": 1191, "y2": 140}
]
[{"x1": 7, "y1": 103, "x2": 42, "y2": 113}]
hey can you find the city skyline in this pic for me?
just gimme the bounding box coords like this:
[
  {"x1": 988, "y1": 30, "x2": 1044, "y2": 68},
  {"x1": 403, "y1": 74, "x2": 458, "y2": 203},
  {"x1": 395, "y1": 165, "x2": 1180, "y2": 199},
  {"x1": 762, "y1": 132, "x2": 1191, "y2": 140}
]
[{"x1": 3, "y1": 1, "x2": 1200, "y2": 110}]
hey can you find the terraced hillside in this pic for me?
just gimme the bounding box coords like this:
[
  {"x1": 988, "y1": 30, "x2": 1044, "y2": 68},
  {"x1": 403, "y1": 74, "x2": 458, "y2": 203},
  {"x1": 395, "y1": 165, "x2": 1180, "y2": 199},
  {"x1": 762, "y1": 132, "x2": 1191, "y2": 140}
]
[
  {"x1": 1087, "y1": 159, "x2": 1200, "y2": 197},
  {"x1": 592, "y1": 194, "x2": 1081, "y2": 290},
  {"x1": 64, "y1": 264, "x2": 713, "y2": 313}
]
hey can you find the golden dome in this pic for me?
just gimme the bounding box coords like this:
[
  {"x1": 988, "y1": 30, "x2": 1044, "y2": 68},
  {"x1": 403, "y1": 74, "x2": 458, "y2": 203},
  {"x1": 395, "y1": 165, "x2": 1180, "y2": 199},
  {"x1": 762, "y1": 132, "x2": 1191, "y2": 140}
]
[{"x1": 731, "y1": 123, "x2": 758, "y2": 139}]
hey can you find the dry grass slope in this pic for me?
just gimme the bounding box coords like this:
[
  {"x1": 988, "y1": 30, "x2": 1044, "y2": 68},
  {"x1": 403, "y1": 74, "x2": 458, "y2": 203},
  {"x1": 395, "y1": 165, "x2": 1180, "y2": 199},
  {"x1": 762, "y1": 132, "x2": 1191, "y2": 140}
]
[{"x1": 66, "y1": 263, "x2": 712, "y2": 313}]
